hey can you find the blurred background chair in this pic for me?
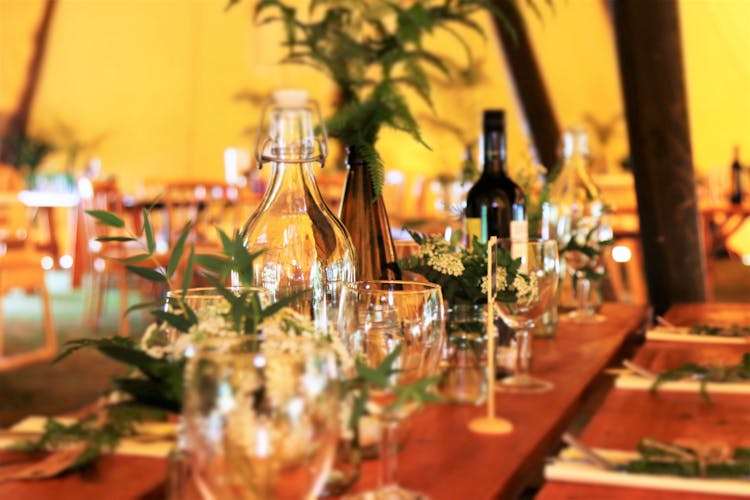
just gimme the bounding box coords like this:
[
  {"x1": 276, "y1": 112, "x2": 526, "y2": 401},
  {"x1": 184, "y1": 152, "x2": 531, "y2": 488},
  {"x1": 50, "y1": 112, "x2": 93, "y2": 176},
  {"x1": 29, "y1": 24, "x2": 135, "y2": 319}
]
[
  {"x1": 0, "y1": 163, "x2": 56, "y2": 371},
  {"x1": 76, "y1": 176, "x2": 134, "y2": 336}
]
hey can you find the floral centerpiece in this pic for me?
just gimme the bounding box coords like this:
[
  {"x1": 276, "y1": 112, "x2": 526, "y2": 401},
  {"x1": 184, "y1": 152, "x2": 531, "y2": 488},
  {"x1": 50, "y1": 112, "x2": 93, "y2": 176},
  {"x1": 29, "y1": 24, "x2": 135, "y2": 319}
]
[
  {"x1": 400, "y1": 231, "x2": 535, "y2": 307},
  {"x1": 399, "y1": 231, "x2": 536, "y2": 403}
]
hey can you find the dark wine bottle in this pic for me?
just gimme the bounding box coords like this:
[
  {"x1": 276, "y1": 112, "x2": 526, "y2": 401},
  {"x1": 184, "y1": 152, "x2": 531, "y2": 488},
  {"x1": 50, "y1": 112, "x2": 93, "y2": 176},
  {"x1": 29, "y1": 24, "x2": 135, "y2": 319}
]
[
  {"x1": 464, "y1": 110, "x2": 527, "y2": 246},
  {"x1": 339, "y1": 146, "x2": 402, "y2": 280},
  {"x1": 730, "y1": 146, "x2": 743, "y2": 205}
]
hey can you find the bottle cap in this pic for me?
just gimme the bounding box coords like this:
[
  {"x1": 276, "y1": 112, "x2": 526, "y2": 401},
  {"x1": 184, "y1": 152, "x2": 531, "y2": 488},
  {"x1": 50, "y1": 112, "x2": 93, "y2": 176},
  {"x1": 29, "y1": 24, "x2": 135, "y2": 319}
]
[
  {"x1": 483, "y1": 110, "x2": 505, "y2": 130},
  {"x1": 272, "y1": 89, "x2": 309, "y2": 107}
]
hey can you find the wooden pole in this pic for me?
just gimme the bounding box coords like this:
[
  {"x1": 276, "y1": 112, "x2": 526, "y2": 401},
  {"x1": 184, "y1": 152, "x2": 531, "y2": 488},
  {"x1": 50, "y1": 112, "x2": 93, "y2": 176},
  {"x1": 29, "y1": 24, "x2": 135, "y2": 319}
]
[
  {"x1": 0, "y1": 0, "x2": 58, "y2": 162},
  {"x1": 490, "y1": 1, "x2": 559, "y2": 171},
  {"x1": 612, "y1": 0, "x2": 707, "y2": 314}
]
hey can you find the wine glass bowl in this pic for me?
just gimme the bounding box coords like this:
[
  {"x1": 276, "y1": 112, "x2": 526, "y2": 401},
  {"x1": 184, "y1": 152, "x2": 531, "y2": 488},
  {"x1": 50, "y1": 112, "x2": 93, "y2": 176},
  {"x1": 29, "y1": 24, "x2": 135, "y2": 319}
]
[
  {"x1": 182, "y1": 337, "x2": 340, "y2": 500},
  {"x1": 338, "y1": 280, "x2": 444, "y2": 499},
  {"x1": 493, "y1": 239, "x2": 559, "y2": 393},
  {"x1": 560, "y1": 215, "x2": 612, "y2": 323}
]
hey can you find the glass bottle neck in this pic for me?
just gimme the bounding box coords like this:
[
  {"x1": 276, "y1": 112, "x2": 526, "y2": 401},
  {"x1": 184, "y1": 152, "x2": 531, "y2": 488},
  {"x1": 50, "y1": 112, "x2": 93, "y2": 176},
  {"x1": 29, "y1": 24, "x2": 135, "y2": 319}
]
[
  {"x1": 482, "y1": 128, "x2": 507, "y2": 176},
  {"x1": 262, "y1": 160, "x2": 326, "y2": 208}
]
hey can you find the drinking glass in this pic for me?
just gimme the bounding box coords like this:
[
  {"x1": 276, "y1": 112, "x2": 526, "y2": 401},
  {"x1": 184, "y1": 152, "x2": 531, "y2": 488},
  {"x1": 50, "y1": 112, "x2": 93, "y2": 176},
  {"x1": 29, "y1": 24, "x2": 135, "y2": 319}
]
[
  {"x1": 494, "y1": 239, "x2": 559, "y2": 393},
  {"x1": 338, "y1": 281, "x2": 445, "y2": 500},
  {"x1": 182, "y1": 336, "x2": 340, "y2": 499},
  {"x1": 560, "y1": 216, "x2": 612, "y2": 323}
]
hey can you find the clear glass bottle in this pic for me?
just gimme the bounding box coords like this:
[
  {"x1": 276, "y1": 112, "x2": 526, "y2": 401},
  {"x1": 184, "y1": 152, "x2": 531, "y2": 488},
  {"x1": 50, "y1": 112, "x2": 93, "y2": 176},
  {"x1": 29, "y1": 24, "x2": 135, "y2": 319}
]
[
  {"x1": 547, "y1": 126, "x2": 606, "y2": 314},
  {"x1": 241, "y1": 89, "x2": 356, "y2": 330}
]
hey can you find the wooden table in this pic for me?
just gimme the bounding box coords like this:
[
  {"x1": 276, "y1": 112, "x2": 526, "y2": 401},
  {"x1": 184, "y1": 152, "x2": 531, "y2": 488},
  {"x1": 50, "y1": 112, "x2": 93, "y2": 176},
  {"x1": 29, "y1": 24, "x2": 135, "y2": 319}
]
[
  {"x1": 0, "y1": 303, "x2": 648, "y2": 499},
  {"x1": 537, "y1": 302, "x2": 750, "y2": 500}
]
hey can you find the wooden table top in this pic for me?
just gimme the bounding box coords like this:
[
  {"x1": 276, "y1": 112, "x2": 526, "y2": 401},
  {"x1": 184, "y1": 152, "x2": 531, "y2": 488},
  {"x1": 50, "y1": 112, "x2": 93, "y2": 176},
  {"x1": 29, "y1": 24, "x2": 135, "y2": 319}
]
[
  {"x1": 0, "y1": 303, "x2": 648, "y2": 500},
  {"x1": 347, "y1": 303, "x2": 648, "y2": 499},
  {"x1": 537, "y1": 302, "x2": 750, "y2": 500}
]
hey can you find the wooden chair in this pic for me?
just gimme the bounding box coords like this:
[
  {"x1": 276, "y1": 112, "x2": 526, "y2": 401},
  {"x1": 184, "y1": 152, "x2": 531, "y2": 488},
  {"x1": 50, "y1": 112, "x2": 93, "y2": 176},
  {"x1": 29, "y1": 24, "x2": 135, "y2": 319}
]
[
  {"x1": 163, "y1": 180, "x2": 239, "y2": 246},
  {"x1": 0, "y1": 164, "x2": 57, "y2": 371},
  {"x1": 77, "y1": 177, "x2": 133, "y2": 336}
]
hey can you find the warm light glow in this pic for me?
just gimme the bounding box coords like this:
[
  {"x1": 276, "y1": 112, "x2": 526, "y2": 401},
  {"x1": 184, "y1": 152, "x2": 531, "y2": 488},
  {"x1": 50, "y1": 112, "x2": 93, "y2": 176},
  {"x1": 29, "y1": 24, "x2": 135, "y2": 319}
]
[
  {"x1": 156, "y1": 239, "x2": 169, "y2": 255},
  {"x1": 59, "y1": 254, "x2": 74, "y2": 269},
  {"x1": 741, "y1": 254, "x2": 750, "y2": 266},
  {"x1": 41, "y1": 256, "x2": 54, "y2": 270},
  {"x1": 611, "y1": 245, "x2": 632, "y2": 263}
]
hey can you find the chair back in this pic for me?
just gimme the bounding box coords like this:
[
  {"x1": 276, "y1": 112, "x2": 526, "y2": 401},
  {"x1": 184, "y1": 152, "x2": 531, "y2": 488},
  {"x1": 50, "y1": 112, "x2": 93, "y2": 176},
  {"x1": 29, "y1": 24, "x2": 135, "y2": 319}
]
[{"x1": 0, "y1": 164, "x2": 31, "y2": 246}]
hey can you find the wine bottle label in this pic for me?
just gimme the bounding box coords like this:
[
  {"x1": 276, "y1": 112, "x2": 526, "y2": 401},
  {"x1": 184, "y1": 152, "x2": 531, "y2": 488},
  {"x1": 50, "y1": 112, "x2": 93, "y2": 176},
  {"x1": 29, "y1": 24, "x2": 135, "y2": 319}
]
[
  {"x1": 465, "y1": 217, "x2": 482, "y2": 248},
  {"x1": 510, "y1": 220, "x2": 528, "y2": 273},
  {"x1": 510, "y1": 220, "x2": 528, "y2": 242}
]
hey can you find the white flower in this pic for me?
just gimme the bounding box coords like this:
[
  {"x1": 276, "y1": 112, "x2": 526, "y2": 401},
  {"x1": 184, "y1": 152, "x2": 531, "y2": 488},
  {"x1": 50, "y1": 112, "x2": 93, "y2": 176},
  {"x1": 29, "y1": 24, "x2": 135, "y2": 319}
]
[
  {"x1": 512, "y1": 273, "x2": 538, "y2": 304},
  {"x1": 427, "y1": 252, "x2": 464, "y2": 276},
  {"x1": 480, "y1": 267, "x2": 508, "y2": 296}
]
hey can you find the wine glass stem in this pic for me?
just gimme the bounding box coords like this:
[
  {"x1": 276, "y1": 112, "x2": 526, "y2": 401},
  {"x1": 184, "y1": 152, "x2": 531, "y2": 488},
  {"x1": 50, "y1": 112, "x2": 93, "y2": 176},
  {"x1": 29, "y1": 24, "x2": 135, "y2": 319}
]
[
  {"x1": 515, "y1": 329, "x2": 532, "y2": 377},
  {"x1": 379, "y1": 417, "x2": 400, "y2": 490},
  {"x1": 576, "y1": 276, "x2": 592, "y2": 315}
]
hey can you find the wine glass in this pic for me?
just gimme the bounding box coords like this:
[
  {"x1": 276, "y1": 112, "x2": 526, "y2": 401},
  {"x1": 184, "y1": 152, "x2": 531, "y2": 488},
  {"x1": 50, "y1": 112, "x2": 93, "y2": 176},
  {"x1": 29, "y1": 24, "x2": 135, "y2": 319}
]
[
  {"x1": 338, "y1": 281, "x2": 445, "y2": 500},
  {"x1": 560, "y1": 215, "x2": 612, "y2": 323},
  {"x1": 493, "y1": 239, "x2": 559, "y2": 393},
  {"x1": 182, "y1": 336, "x2": 341, "y2": 499}
]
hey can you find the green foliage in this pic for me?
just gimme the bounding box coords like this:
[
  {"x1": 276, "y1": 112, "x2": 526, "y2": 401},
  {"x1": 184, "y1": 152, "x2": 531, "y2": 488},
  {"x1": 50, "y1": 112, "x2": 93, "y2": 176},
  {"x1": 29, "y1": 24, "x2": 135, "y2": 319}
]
[
  {"x1": 237, "y1": 0, "x2": 530, "y2": 197},
  {"x1": 20, "y1": 409, "x2": 143, "y2": 471},
  {"x1": 650, "y1": 352, "x2": 750, "y2": 402},
  {"x1": 346, "y1": 344, "x2": 442, "y2": 430},
  {"x1": 2, "y1": 132, "x2": 54, "y2": 171},
  {"x1": 399, "y1": 230, "x2": 523, "y2": 306},
  {"x1": 618, "y1": 437, "x2": 750, "y2": 478},
  {"x1": 689, "y1": 324, "x2": 750, "y2": 338}
]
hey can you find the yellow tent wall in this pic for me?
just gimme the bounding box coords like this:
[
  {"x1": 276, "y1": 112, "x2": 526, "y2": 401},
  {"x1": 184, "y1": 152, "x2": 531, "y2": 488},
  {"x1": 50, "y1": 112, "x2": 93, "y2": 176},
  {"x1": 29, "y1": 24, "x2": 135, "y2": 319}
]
[{"x1": 0, "y1": 0, "x2": 748, "y2": 199}]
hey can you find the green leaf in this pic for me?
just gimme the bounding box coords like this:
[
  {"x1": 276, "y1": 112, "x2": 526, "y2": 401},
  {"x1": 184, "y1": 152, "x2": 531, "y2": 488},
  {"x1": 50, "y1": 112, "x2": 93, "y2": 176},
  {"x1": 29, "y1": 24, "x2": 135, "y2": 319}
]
[
  {"x1": 96, "y1": 236, "x2": 136, "y2": 243},
  {"x1": 195, "y1": 253, "x2": 229, "y2": 273},
  {"x1": 125, "y1": 265, "x2": 166, "y2": 283},
  {"x1": 53, "y1": 336, "x2": 140, "y2": 363},
  {"x1": 117, "y1": 253, "x2": 151, "y2": 264},
  {"x1": 124, "y1": 301, "x2": 158, "y2": 317},
  {"x1": 168, "y1": 221, "x2": 193, "y2": 278},
  {"x1": 181, "y1": 247, "x2": 196, "y2": 297},
  {"x1": 142, "y1": 208, "x2": 155, "y2": 254},
  {"x1": 86, "y1": 210, "x2": 125, "y2": 228},
  {"x1": 152, "y1": 310, "x2": 196, "y2": 333},
  {"x1": 355, "y1": 358, "x2": 389, "y2": 389}
]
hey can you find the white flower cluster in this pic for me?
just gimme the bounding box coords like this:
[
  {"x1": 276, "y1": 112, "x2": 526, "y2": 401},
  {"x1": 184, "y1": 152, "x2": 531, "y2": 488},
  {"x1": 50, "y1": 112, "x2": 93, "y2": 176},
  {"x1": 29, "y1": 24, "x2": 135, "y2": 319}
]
[
  {"x1": 139, "y1": 302, "x2": 238, "y2": 361},
  {"x1": 417, "y1": 236, "x2": 464, "y2": 276},
  {"x1": 513, "y1": 273, "x2": 538, "y2": 304},
  {"x1": 480, "y1": 267, "x2": 538, "y2": 304}
]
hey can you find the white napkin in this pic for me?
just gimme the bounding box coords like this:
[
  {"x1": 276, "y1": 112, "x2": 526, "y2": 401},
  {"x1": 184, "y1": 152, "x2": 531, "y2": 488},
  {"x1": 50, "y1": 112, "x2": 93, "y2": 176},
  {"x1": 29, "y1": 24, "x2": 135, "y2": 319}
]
[
  {"x1": 614, "y1": 372, "x2": 750, "y2": 394},
  {"x1": 545, "y1": 446, "x2": 750, "y2": 496},
  {"x1": 0, "y1": 416, "x2": 175, "y2": 459},
  {"x1": 646, "y1": 326, "x2": 750, "y2": 344}
]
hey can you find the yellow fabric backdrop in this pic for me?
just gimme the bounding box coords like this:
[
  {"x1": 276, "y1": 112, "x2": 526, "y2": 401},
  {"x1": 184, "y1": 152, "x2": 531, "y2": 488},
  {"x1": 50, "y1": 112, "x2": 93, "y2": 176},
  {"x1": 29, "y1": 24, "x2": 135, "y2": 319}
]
[{"x1": 0, "y1": 0, "x2": 748, "y2": 205}]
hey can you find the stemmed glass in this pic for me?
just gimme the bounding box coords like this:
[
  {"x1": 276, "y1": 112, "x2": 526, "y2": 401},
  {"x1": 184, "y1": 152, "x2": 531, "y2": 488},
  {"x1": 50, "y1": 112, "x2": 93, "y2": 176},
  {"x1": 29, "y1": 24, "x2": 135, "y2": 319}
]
[
  {"x1": 182, "y1": 336, "x2": 341, "y2": 499},
  {"x1": 494, "y1": 239, "x2": 559, "y2": 393},
  {"x1": 560, "y1": 216, "x2": 612, "y2": 323},
  {"x1": 338, "y1": 281, "x2": 445, "y2": 500}
]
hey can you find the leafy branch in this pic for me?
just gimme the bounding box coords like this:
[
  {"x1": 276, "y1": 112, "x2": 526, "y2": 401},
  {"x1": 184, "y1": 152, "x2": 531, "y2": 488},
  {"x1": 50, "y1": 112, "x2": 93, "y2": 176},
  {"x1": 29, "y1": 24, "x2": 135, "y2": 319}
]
[
  {"x1": 231, "y1": 0, "x2": 544, "y2": 197},
  {"x1": 621, "y1": 437, "x2": 750, "y2": 478},
  {"x1": 345, "y1": 344, "x2": 442, "y2": 432},
  {"x1": 689, "y1": 324, "x2": 750, "y2": 338},
  {"x1": 651, "y1": 352, "x2": 750, "y2": 402}
]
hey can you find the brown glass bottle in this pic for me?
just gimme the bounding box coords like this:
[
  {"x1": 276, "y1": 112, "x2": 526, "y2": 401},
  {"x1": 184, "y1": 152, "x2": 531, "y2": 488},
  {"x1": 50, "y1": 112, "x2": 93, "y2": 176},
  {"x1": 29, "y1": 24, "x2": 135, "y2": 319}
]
[{"x1": 339, "y1": 146, "x2": 402, "y2": 280}]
